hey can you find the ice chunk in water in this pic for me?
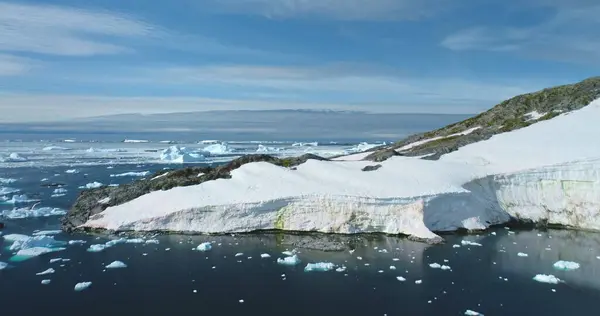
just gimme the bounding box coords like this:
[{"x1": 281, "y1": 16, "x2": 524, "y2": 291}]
[
  {"x1": 304, "y1": 262, "x2": 336, "y2": 272},
  {"x1": 33, "y1": 230, "x2": 62, "y2": 236},
  {"x1": 517, "y1": 252, "x2": 528, "y2": 257},
  {"x1": 553, "y1": 261, "x2": 580, "y2": 271},
  {"x1": 65, "y1": 169, "x2": 79, "y2": 174},
  {"x1": 0, "y1": 187, "x2": 19, "y2": 195},
  {"x1": 0, "y1": 178, "x2": 17, "y2": 184},
  {"x1": 465, "y1": 310, "x2": 484, "y2": 315},
  {"x1": 260, "y1": 253, "x2": 271, "y2": 258},
  {"x1": 396, "y1": 276, "x2": 406, "y2": 282},
  {"x1": 235, "y1": 253, "x2": 244, "y2": 257},
  {"x1": 1, "y1": 195, "x2": 40, "y2": 204},
  {"x1": 36, "y1": 268, "x2": 55, "y2": 275},
  {"x1": 533, "y1": 274, "x2": 562, "y2": 284},
  {"x1": 160, "y1": 146, "x2": 206, "y2": 163},
  {"x1": 461, "y1": 240, "x2": 482, "y2": 247},
  {"x1": 335, "y1": 266, "x2": 347, "y2": 272},
  {"x1": 3, "y1": 234, "x2": 30, "y2": 242},
  {"x1": 125, "y1": 238, "x2": 145, "y2": 244},
  {"x1": 110, "y1": 171, "x2": 150, "y2": 177},
  {"x1": 74, "y1": 282, "x2": 92, "y2": 291},
  {"x1": 49, "y1": 258, "x2": 62, "y2": 263},
  {"x1": 1, "y1": 206, "x2": 66, "y2": 219},
  {"x1": 52, "y1": 188, "x2": 68, "y2": 195},
  {"x1": 79, "y1": 182, "x2": 103, "y2": 189},
  {"x1": 0, "y1": 262, "x2": 7, "y2": 270},
  {"x1": 87, "y1": 244, "x2": 108, "y2": 252},
  {"x1": 41, "y1": 279, "x2": 51, "y2": 285},
  {"x1": 429, "y1": 263, "x2": 441, "y2": 269},
  {"x1": 106, "y1": 261, "x2": 127, "y2": 269},
  {"x1": 277, "y1": 255, "x2": 301, "y2": 266},
  {"x1": 68, "y1": 240, "x2": 86, "y2": 245},
  {"x1": 196, "y1": 242, "x2": 212, "y2": 251},
  {"x1": 1, "y1": 153, "x2": 28, "y2": 162},
  {"x1": 12, "y1": 247, "x2": 66, "y2": 261}
]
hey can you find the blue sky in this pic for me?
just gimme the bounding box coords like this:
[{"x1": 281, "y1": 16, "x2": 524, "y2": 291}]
[{"x1": 0, "y1": 0, "x2": 599, "y2": 122}]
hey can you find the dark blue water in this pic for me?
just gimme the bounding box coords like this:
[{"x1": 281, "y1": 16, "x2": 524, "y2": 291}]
[{"x1": 2, "y1": 166, "x2": 600, "y2": 316}]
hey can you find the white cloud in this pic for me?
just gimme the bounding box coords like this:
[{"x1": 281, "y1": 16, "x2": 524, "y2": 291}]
[
  {"x1": 0, "y1": 2, "x2": 155, "y2": 56},
  {"x1": 441, "y1": 3, "x2": 600, "y2": 64},
  {"x1": 205, "y1": 0, "x2": 453, "y2": 21}
]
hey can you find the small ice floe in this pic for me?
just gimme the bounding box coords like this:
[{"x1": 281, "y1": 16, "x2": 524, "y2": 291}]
[
  {"x1": 2, "y1": 194, "x2": 40, "y2": 204},
  {"x1": 533, "y1": 274, "x2": 562, "y2": 284},
  {"x1": 453, "y1": 244, "x2": 461, "y2": 248},
  {"x1": 461, "y1": 240, "x2": 482, "y2": 247},
  {"x1": 465, "y1": 310, "x2": 484, "y2": 315},
  {"x1": 392, "y1": 258, "x2": 400, "y2": 261},
  {"x1": 235, "y1": 253, "x2": 244, "y2": 257},
  {"x1": 415, "y1": 280, "x2": 422, "y2": 284},
  {"x1": 49, "y1": 258, "x2": 62, "y2": 263},
  {"x1": 41, "y1": 279, "x2": 51, "y2": 285},
  {"x1": 441, "y1": 265, "x2": 451, "y2": 270},
  {"x1": 390, "y1": 266, "x2": 396, "y2": 270},
  {"x1": 239, "y1": 299, "x2": 244, "y2": 303},
  {"x1": 304, "y1": 262, "x2": 336, "y2": 272},
  {"x1": 282, "y1": 250, "x2": 295, "y2": 256},
  {"x1": 51, "y1": 194, "x2": 66, "y2": 198},
  {"x1": 196, "y1": 242, "x2": 212, "y2": 251},
  {"x1": 110, "y1": 171, "x2": 150, "y2": 178},
  {"x1": 0, "y1": 187, "x2": 20, "y2": 195},
  {"x1": 87, "y1": 244, "x2": 109, "y2": 252},
  {"x1": 429, "y1": 263, "x2": 442, "y2": 269},
  {"x1": 33, "y1": 230, "x2": 61, "y2": 236},
  {"x1": 277, "y1": 255, "x2": 301, "y2": 266},
  {"x1": 396, "y1": 276, "x2": 406, "y2": 282},
  {"x1": 125, "y1": 238, "x2": 145, "y2": 244},
  {"x1": 490, "y1": 232, "x2": 496, "y2": 236},
  {"x1": 356, "y1": 256, "x2": 363, "y2": 260},
  {"x1": 74, "y1": 282, "x2": 92, "y2": 291},
  {"x1": 79, "y1": 182, "x2": 103, "y2": 189},
  {"x1": 36, "y1": 268, "x2": 55, "y2": 276},
  {"x1": 68, "y1": 240, "x2": 86, "y2": 245},
  {"x1": 335, "y1": 266, "x2": 347, "y2": 272},
  {"x1": 0, "y1": 262, "x2": 8, "y2": 270},
  {"x1": 553, "y1": 261, "x2": 580, "y2": 271},
  {"x1": 260, "y1": 253, "x2": 271, "y2": 258},
  {"x1": 106, "y1": 261, "x2": 127, "y2": 269},
  {"x1": 0, "y1": 177, "x2": 17, "y2": 184},
  {"x1": 517, "y1": 252, "x2": 528, "y2": 257},
  {"x1": 145, "y1": 239, "x2": 159, "y2": 244},
  {"x1": 65, "y1": 169, "x2": 79, "y2": 174},
  {"x1": 1, "y1": 205, "x2": 66, "y2": 219},
  {"x1": 52, "y1": 188, "x2": 68, "y2": 195}
]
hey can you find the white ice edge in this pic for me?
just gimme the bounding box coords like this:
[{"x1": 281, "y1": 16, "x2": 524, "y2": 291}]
[{"x1": 80, "y1": 100, "x2": 600, "y2": 241}]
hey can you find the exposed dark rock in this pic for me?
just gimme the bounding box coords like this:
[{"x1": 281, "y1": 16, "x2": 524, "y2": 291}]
[
  {"x1": 361, "y1": 164, "x2": 382, "y2": 172},
  {"x1": 385, "y1": 76, "x2": 600, "y2": 159},
  {"x1": 363, "y1": 148, "x2": 400, "y2": 162},
  {"x1": 62, "y1": 154, "x2": 328, "y2": 232}
]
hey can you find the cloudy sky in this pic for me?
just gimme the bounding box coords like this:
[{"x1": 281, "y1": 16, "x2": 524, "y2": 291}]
[{"x1": 1, "y1": 0, "x2": 599, "y2": 122}]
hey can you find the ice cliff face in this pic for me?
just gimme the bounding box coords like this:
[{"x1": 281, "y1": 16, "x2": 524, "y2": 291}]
[{"x1": 74, "y1": 98, "x2": 600, "y2": 242}]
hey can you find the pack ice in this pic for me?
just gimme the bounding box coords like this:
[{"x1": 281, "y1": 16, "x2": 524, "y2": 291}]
[{"x1": 80, "y1": 100, "x2": 600, "y2": 242}]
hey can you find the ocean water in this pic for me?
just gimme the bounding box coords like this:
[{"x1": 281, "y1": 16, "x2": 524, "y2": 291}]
[{"x1": 2, "y1": 165, "x2": 600, "y2": 315}]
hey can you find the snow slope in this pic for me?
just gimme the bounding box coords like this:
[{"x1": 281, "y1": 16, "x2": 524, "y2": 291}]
[{"x1": 81, "y1": 100, "x2": 600, "y2": 241}]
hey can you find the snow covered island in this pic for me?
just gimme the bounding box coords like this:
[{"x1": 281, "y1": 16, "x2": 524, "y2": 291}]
[{"x1": 62, "y1": 77, "x2": 600, "y2": 243}]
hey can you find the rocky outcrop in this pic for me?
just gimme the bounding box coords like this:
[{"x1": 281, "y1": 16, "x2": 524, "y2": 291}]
[
  {"x1": 365, "y1": 77, "x2": 600, "y2": 161},
  {"x1": 61, "y1": 154, "x2": 328, "y2": 232}
]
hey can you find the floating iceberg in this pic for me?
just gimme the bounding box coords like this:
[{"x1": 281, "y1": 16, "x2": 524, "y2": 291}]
[
  {"x1": 32, "y1": 230, "x2": 62, "y2": 236},
  {"x1": 533, "y1": 274, "x2": 562, "y2": 284},
  {"x1": 1, "y1": 206, "x2": 66, "y2": 219},
  {"x1": 65, "y1": 169, "x2": 79, "y2": 174},
  {"x1": 41, "y1": 279, "x2": 51, "y2": 285},
  {"x1": 0, "y1": 187, "x2": 20, "y2": 195},
  {"x1": 553, "y1": 261, "x2": 580, "y2": 271},
  {"x1": 260, "y1": 253, "x2": 271, "y2": 258},
  {"x1": 79, "y1": 182, "x2": 103, "y2": 189},
  {"x1": 1, "y1": 194, "x2": 40, "y2": 204},
  {"x1": 256, "y1": 144, "x2": 282, "y2": 153},
  {"x1": 110, "y1": 171, "x2": 151, "y2": 177},
  {"x1": 277, "y1": 255, "x2": 301, "y2": 266},
  {"x1": 123, "y1": 139, "x2": 148, "y2": 143},
  {"x1": 201, "y1": 143, "x2": 231, "y2": 155},
  {"x1": 43, "y1": 146, "x2": 69, "y2": 151},
  {"x1": 160, "y1": 146, "x2": 205, "y2": 163},
  {"x1": 36, "y1": 268, "x2": 55, "y2": 275},
  {"x1": 0, "y1": 178, "x2": 16, "y2": 184},
  {"x1": 304, "y1": 262, "x2": 336, "y2": 272},
  {"x1": 74, "y1": 282, "x2": 92, "y2": 291},
  {"x1": 106, "y1": 261, "x2": 127, "y2": 269},
  {"x1": 465, "y1": 310, "x2": 484, "y2": 316},
  {"x1": 196, "y1": 242, "x2": 212, "y2": 251},
  {"x1": 86, "y1": 147, "x2": 127, "y2": 153},
  {"x1": 53, "y1": 188, "x2": 68, "y2": 195},
  {"x1": 1, "y1": 153, "x2": 28, "y2": 162}
]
